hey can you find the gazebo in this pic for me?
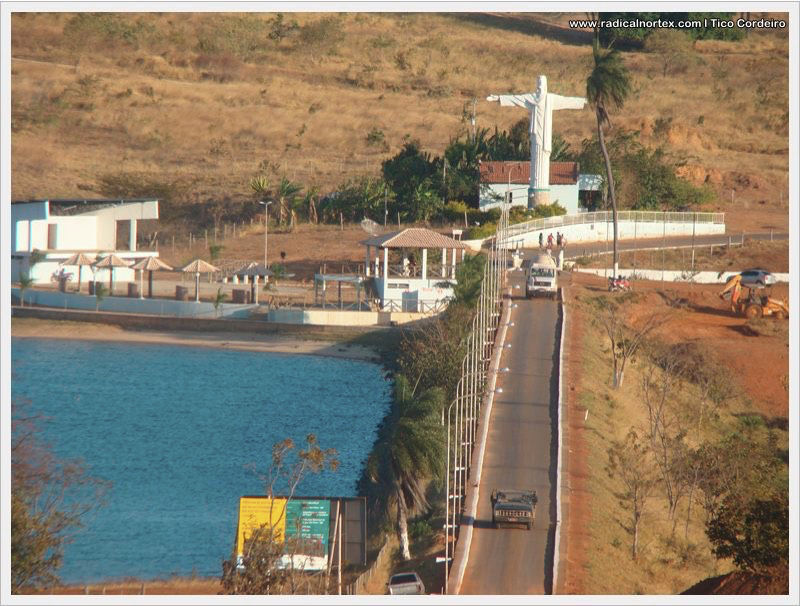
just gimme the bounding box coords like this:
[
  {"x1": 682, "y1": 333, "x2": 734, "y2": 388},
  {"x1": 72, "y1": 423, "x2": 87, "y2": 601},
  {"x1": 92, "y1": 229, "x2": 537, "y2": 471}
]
[{"x1": 361, "y1": 228, "x2": 468, "y2": 312}]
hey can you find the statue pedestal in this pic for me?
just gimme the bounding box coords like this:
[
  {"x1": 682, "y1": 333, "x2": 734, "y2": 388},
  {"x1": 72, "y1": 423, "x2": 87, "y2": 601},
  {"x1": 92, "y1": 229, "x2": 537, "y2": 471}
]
[{"x1": 529, "y1": 191, "x2": 550, "y2": 208}]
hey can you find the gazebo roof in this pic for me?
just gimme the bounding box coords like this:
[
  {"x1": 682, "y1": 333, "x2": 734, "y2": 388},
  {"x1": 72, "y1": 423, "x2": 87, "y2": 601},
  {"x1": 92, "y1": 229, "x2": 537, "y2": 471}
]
[{"x1": 361, "y1": 228, "x2": 468, "y2": 250}]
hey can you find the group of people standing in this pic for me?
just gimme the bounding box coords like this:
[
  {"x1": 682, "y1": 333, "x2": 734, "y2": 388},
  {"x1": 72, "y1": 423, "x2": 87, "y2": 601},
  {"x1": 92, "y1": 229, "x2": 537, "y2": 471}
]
[{"x1": 539, "y1": 231, "x2": 567, "y2": 252}]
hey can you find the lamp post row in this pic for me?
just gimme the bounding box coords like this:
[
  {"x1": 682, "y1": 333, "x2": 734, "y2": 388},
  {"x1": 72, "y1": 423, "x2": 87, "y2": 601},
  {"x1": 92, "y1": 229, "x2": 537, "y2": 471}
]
[{"x1": 444, "y1": 197, "x2": 509, "y2": 593}]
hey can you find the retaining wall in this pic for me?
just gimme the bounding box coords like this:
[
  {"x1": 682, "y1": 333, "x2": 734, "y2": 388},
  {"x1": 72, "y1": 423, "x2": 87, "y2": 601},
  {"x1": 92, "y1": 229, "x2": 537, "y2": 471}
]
[
  {"x1": 11, "y1": 306, "x2": 386, "y2": 338},
  {"x1": 573, "y1": 268, "x2": 790, "y2": 284},
  {"x1": 503, "y1": 219, "x2": 725, "y2": 249},
  {"x1": 12, "y1": 287, "x2": 255, "y2": 319}
]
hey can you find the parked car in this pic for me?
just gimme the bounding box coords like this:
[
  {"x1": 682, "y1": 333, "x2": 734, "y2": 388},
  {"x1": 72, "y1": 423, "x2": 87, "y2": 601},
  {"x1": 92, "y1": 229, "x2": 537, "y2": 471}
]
[
  {"x1": 387, "y1": 571, "x2": 425, "y2": 595},
  {"x1": 739, "y1": 268, "x2": 776, "y2": 287}
]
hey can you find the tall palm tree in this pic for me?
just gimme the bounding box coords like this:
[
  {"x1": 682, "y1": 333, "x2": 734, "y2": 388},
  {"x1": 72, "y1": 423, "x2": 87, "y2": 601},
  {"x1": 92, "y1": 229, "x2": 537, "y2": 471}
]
[
  {"x1": 587, "y1": 37, "x2": 630, "y2": 278},
  {"x1": 276, "y1": 177, "x2": 303, "y2": 227},
  {"x1": 368, "y1": 375, "x2": 444, "y2": 560}
]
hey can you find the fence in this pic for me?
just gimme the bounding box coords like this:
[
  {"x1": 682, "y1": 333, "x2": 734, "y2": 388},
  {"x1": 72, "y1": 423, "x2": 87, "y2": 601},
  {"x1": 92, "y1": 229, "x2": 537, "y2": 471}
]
[
  {"x1": 443, "y1": 199, "x2": 511, "y2": 593},
  {"x1": 505, "y1": 210, "x2": 725, "y2": 239},
  {"x1": 345, "y1": 539, "x2": 391, "y2": 595}
]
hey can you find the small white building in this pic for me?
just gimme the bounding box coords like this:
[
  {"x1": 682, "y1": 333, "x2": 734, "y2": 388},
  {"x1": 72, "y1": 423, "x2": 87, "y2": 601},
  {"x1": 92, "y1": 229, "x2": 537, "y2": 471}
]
[
  {"x1": 362, "y1": 228, "x2": 469, "y2": 313},
  {"x1": 11, "y1": 198, "x2": 160, "y2": 284},
  {"x1": 479, "y1": 161, "x2": 602, "y2": 213}
]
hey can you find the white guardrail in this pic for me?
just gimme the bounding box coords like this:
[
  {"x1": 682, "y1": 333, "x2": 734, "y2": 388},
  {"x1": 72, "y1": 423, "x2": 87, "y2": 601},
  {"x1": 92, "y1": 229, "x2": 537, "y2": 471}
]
[{"x1": 506, "y1": 211, "x2": 725, "y2": 239}]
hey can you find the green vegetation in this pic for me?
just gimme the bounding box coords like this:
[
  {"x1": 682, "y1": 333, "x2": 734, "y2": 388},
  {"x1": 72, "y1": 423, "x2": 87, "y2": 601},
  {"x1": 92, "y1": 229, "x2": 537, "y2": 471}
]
[
  {"x1": 366, "y1": 376, "x2": 444, "y2": 560},
  {"x1": 598, "y1": 12, "x2": 745, "y2": 48},
  {"x1": 576, "y1": 295, "x2": 788, "y2": 592},
  {"x1": 587, "y1": 35, "x2": 631, "y2": 276},
  {"x1": 360, "y1": 252, "x2": 487, "y2": 564}
]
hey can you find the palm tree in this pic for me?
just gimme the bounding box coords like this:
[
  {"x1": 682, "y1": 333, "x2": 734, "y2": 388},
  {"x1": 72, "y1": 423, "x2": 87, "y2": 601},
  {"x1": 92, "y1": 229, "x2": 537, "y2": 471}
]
[
  {"x1": 586, "y1": 37, "x2": 630, "y2": 278},
  {"x1": 367, "y1": 375, "x2": 444, "y2": 560},
  {"x1": 276, "y1": 177, "x2": 303, "y2": 227},
  {"x1": 303, "y1": 185, "x2": 320, "y2": 224},
  {"x1": 17, "y1": 275, "x2": 33, "y2": 307}
]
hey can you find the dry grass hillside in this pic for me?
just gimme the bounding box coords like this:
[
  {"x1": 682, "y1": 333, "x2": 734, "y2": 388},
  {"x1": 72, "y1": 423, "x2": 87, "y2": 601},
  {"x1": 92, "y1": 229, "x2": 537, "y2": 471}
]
[{"x1": 10, "y1": 12, "x2": 789, "y2": 225}]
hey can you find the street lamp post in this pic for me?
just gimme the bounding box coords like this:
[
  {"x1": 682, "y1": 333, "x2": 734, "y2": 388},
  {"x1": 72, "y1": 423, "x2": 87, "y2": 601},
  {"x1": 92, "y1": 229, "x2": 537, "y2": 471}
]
[{"x1": 259, "y1": 200, "x2": 274, "y2": 268}]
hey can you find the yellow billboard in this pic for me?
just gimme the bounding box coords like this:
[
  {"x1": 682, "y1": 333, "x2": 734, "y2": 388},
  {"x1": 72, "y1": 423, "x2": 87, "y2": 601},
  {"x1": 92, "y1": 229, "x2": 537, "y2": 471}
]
[{"x1": 236, "y1": 497, "x2": 287, "y2": 557}]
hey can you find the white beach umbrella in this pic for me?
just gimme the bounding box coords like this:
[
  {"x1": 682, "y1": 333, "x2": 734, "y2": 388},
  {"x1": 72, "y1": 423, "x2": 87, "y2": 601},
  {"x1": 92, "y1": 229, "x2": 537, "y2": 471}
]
[
  {"x1": 181, "y1": 259, "x2": 220, "y2": 302},
  {"x1": 131, "y1": 257, "x2": 173, "y2": 299},
  {"x1": 93, "y1": 254, "x2": 132, "y2": 295},
  {"x1": 59, "y1": 252, "x2": 95, "y2": 293}
]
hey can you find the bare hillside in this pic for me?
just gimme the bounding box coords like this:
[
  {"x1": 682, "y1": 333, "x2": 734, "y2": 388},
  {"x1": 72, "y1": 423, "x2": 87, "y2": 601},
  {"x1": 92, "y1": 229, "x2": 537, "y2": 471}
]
[{"x1": 10, "y1": 12, "x2": 789, "y2": 224}]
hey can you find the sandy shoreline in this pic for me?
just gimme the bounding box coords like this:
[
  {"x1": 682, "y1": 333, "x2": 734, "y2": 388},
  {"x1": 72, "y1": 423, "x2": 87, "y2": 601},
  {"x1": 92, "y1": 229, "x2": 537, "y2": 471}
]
[{"x1": 10, "y1": 318, "x2": 382, "y2": 363}]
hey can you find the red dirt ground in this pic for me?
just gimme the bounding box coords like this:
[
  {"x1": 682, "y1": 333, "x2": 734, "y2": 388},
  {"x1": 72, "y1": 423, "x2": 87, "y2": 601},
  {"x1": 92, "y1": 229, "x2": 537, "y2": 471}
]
[{"x1": 559, "y1": 271, "x2": 789, "y2": 595}]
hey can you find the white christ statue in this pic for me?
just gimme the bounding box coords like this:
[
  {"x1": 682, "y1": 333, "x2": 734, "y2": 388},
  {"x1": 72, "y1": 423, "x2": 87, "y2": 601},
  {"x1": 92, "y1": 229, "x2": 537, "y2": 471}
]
[{"x1": 487, "y1": 75, "x2": 586, "y2": 208}]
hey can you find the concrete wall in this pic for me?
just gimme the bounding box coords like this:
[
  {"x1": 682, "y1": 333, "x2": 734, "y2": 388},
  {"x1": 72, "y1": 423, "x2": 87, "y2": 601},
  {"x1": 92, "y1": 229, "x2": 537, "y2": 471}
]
[
  {"x1": 376, "y1": 277, "x2": 455, "y2": 312},
  {"x1": 573, "y1": 268, "x2": 790, "y2": 284},
  {"x1": 480, "y1": 183, "x2": 585, "y2": 213},
  {"x1": 548, "y1": 184, "x2": 580, "y2": 214},
  {"x1": 11, "y1": 306, "x2": 386, "y2": 338},
  {"x1": 11, "y1": 287, "x2": 256, "y2": 318},
  {"x1": 268, "y1": 309, "x2": 429, "y2": 326},
  {"x1": 503, "y1": 219, "x2": 726, "y2": 249}
]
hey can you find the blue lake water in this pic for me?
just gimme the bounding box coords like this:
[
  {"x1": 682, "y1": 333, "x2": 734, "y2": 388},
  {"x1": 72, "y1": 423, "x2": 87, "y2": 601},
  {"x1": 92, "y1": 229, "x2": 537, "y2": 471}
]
[{"x1": 11, "y1": 337, "x2": 391, "y2": 583}]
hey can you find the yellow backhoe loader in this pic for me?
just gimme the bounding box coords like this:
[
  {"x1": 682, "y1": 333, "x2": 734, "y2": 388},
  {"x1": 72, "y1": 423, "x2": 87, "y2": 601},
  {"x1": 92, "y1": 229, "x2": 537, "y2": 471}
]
[{"x1": 719, "y1": 273, "x2": 788, "y2": 320}]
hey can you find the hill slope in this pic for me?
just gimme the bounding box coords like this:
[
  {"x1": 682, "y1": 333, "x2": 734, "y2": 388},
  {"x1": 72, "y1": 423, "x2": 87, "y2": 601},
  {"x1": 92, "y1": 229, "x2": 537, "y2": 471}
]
[{"x1": 10, "y1": 12, "x2": 789, "y2": 223}]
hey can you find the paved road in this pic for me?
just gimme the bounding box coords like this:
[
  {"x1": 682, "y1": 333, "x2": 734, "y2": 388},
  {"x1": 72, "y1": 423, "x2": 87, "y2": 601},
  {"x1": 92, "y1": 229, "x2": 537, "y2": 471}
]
[
  {"x1": 460, "y1": 261, "x2": 560, "y2": 595},
  {"x1": 458, "y1": 230, "x2": 785, "y2": 594}
]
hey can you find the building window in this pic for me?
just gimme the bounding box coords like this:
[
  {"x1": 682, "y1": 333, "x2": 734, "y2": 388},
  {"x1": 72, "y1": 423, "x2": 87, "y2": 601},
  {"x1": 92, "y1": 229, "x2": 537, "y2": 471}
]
[{"x1": 47, "y1": 224, "x2": 57, "y2": 249}]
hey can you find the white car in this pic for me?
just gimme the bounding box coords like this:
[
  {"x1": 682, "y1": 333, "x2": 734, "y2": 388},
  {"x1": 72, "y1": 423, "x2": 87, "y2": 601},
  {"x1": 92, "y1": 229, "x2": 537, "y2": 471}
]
[{"x1": 388, "y1": 572, "x2": 426, "y2": 595}]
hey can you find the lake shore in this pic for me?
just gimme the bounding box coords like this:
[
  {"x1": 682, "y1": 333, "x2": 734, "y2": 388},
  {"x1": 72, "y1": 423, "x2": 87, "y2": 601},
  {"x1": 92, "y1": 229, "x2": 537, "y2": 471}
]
[{"x1": 10, "y1": 317, "x2": 381, "y2": 363}]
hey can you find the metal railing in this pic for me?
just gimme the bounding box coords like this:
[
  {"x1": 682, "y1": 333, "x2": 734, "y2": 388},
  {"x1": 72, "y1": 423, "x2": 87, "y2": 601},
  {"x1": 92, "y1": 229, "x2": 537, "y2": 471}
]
[
  {"x1": 444, "y1": 198, "x2": 511, "y2": 594},
  {"x1": 505, "y1": 210, "x2": 725, "y2": 239}
]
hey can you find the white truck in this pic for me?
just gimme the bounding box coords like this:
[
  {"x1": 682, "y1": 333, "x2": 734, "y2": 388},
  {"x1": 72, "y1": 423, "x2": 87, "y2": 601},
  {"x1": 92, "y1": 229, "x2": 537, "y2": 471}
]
[
  {"x1": 387, "y1": 572, "x2": 425, "y2": 595},
  {"x1": 525, "y1": 252, "x2": 558, "y2": 299}
]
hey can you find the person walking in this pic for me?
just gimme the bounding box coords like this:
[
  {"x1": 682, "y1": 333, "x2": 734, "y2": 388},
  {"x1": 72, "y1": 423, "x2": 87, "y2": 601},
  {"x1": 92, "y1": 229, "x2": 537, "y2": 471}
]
[
  {"x1": 547, "y1": 233, "x2": 554, "y2": 250},
  {"x1": 539, "y1": 232, "x2": 544, "y2": 249},
  {"x1": 561, "y1": 234, "x2": 568, "y2": 251},
  {"x1": 556, "y1": 232, "x2": 562, "y2": 247}
]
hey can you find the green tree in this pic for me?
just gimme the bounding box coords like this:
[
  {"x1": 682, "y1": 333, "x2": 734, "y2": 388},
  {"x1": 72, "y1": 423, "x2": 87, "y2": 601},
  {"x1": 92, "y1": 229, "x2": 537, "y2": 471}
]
[
  {"x1": 17, "y1": 275, "x2": 34, "y2": 308},
  {"x1": 212, "y1": 287, "x2": 227, "y2": 317},
  {"x1": 94, "y1": 283, "x2": 107, "y2": 311},
  {"x1": 587, "y1": 37, "x2": 631, "y2": 277},
  {"x1": 707, "y1": 493, "x2": 789, "y2": 572},
  {"x1": 275, "y1": 177, "x2": 303, "y2": 227},
  {"x1": 382, "y1": 140, "x2": 441, "y2": 218},
  {"x1": 11, "y1": 401, "x2": 109, "y2": 592},
  {"x1": 367, "y1": 375, "x2": 444, "y2": 560},
  {"x1": 645, "y1": 29, "x2": 696, "y2": 77},
  {"x1": 208, "y1": 244, "x2": 224, "y2": 261}
]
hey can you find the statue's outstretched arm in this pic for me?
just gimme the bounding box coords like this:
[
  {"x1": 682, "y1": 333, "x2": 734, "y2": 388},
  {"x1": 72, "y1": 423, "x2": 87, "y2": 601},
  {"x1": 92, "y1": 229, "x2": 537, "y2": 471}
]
[
  {"x1": 550, "y1": 93, "x2": 586, "y2": 111},
  {"x1": 486, "y1": 93, "x2": 535, "y2": 108}
]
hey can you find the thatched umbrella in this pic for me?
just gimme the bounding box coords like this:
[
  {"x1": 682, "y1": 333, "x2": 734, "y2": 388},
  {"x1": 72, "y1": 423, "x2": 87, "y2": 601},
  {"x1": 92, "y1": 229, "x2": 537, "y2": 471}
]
[
  {"x1": 181, "y1": 259, "x2": 219, "y2": 302},
  {"x1": 59, "y1": 253, "x2": 95, "y2": 293},
  {"x1": 93, "y1": 254, "x2": 132, "y2": 295},
  {"x1": 131, "y1": 256, "x2": 173, "y2": 299}
]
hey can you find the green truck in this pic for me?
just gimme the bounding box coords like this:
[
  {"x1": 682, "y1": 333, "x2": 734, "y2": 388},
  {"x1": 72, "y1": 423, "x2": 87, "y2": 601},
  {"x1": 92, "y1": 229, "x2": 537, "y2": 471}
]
[{"x1": 490, "y1": 489, "x2": 538, "y2": 530}]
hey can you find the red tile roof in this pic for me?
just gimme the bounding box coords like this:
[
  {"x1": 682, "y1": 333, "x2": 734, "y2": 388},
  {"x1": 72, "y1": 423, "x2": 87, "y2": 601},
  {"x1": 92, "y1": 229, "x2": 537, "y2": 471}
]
[
  {"x1": 479, "y1": 161, "x2": 579, "y2": 185},
  {"x1": 361, "y1": 228, "x2": 468, "y2": 249}
]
